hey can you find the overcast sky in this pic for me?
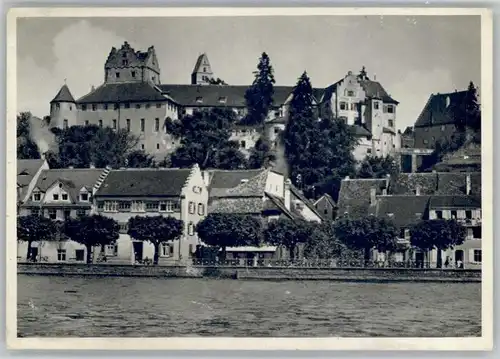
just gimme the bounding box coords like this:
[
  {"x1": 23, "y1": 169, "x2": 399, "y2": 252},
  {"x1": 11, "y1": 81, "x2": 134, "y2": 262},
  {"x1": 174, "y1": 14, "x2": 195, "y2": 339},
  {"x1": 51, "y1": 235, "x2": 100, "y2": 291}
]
[{"x1": 17, "y1": 15, "x2": 481, "y2": 130}]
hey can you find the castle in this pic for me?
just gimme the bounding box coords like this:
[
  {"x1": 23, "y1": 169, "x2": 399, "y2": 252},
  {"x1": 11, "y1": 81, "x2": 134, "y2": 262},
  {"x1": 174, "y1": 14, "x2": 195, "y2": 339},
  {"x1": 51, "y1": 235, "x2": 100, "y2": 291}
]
[{"x1": 49, "y1": 41, "x2": 401, "y2": 164}]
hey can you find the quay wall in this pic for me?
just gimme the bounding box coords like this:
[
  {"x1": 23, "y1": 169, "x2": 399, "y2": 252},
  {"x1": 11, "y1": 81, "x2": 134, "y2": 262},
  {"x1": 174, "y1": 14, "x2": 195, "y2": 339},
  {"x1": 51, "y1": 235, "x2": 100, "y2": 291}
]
[{"x1": 17, "y1": 263, "x2": 481, "y2": 283}]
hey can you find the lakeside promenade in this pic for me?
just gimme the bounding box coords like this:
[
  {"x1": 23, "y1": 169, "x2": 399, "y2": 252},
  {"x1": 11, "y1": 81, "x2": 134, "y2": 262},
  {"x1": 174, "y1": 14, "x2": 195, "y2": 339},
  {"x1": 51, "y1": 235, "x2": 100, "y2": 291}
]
[{"x1": 17, "y1": 262, "x2": 482, "y2": 283}]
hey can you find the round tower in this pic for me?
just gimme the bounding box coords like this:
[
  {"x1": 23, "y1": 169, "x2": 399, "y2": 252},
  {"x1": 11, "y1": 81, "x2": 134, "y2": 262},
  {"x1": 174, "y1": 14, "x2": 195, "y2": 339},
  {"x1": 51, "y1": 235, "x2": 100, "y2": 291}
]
[{"x1": 49, "y1": 83, "x2": 77, "y2": 130}]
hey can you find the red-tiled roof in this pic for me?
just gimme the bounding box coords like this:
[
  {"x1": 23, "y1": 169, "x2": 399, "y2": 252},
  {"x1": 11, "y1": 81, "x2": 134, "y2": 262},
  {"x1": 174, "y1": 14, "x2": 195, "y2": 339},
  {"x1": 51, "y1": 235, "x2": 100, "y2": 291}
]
[
  {"x1": 51, "y1": 84, "x2": 76, "y2": 103},
  {"x1": 95, "y1": 168, "x2": 191, "y2": 197}
]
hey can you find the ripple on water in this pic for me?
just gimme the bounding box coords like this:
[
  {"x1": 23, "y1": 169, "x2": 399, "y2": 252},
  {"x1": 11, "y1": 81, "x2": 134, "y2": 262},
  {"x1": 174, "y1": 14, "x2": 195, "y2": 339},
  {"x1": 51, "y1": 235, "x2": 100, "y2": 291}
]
[{"x1": 17, "y1": 275, "x2": 481, "y2": 337}]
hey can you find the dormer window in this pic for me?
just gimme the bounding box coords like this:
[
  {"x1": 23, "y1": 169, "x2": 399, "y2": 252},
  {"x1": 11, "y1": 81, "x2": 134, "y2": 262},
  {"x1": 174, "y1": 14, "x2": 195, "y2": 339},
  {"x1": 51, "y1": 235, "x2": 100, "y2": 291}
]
[
  {"x1": 80, "y1": 193, "x2": 89, "y2": 201},
  {"x1": 62, "y1": 193, "x2": 68, "y2": 201},
  {"x1": 196, "y1": 97, "x2": 203, "y2": 103},
  {"x1": 53, "y1": 194, "x2": 59, "y2": 200},
  {"x1": 32, "y1": 192, "x2": 41, "y2": 202},
  {"x1": 218, "y1": 97, "x2": 227, "y2": 104}
]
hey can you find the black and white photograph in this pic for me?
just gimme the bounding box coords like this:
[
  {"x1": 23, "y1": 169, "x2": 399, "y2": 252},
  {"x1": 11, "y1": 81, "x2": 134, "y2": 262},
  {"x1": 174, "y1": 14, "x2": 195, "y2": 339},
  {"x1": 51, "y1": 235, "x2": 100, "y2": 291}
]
[{"x1": 6, "y1": 7, "x2": 493, "y2": 350}]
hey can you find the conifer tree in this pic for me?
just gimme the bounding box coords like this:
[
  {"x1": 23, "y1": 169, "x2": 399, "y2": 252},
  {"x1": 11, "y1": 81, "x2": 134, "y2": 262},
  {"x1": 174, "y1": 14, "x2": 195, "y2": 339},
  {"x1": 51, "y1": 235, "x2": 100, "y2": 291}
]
[{"x1": 244, "y1": 52, "x2": 276, "y2": 125}]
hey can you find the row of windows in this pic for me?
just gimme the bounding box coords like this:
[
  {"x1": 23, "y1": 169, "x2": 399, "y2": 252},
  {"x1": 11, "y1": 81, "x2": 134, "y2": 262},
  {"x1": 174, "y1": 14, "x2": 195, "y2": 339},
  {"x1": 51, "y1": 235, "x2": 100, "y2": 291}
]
[
  {"x1": 433, "y1": 209, "x2": 479, "y2": 220},
  {"x1": 80, "y1": 102, "x2": 176, "y2": 112},
  {"x1": 32, "y1": 192, "x2": 89, "y2": 202},
  {"x1": 97, "y1": 200, "x2": 183, "y2": 213},
  {"x1": 73, "y1": 117, "x2": 173, "y2": 134},
  {"x1": 31, "y1": 208, "x2": 89, "y2": 219},
  {"x1": 113, "y1": 70, "x2": 156, "y2": 83},
  {"x1": 188, "y1": 202, "x2": 205, "y2": 216}
]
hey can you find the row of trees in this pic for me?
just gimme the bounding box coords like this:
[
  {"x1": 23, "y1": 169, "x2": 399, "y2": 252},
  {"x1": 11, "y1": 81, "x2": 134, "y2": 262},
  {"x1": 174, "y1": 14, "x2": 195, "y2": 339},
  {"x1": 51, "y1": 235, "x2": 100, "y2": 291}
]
[
  {"x1": 17, "y1": 211, "x2": 467, "y2": 267},
  {"x1": 17, "y1": 214, "x2": 183, "y2": 265}
]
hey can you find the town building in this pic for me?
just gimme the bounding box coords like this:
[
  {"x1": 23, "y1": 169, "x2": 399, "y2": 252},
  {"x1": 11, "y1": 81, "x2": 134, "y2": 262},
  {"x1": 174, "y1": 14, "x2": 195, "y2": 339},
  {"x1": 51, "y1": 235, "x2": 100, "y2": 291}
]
[
  {"x1": 413, "y1": 90, "x2": 468, "y2": 149},
  {"x1": 17, "y1": 159, "x2": 49, "y2": 205},
  {"x1": 205, "y1": 168, "x2": 323, "y2": 261},
  {"x1": 313, "y1": 193, "x2": 337, "y2": 221},
  {"x1": 48, "y1": 41, "x2": 399, "y2": 164},
  {"x1": 93, "y1": 164, "x2": 207, "y2": 264},
  {"x1": 337, "y1": 172, "x2": 482, "y2": 268},
  {"x1": 17, "y1": 167, "x2": 111, "y2": 262}
]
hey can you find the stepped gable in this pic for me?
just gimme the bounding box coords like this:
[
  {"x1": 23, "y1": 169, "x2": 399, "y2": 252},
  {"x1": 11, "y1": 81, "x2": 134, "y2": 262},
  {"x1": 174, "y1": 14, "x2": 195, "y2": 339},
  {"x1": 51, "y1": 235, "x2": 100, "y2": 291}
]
[
  {"x1": 105, "y1": 41, "x2": 153, "y2": 69},
  {"x1": 95, "y1": 168, "x2": 191, "y2": 197},
  {"x1": 51, "y1": 84, "x2": 76, "y2": 103},
  {"x1": 321, "y1": 75, "x2": 398, "y2": 104},
  {"x1": 77, "y1": 82, "x2": 166, "y2": 104},
  {"x1": 26, "y1": 168, "x2": 104, "y2": 204},
  {"x1": 337, "y1": 178, "x2": 388, "y2": 218}
]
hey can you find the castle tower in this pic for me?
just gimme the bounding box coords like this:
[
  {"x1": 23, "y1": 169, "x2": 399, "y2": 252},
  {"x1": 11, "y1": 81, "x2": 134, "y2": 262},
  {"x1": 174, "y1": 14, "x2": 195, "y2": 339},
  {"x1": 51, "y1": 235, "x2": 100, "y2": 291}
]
[
  {"x1": 104, "y1": 41, "x2": 161, "y2": 85},
  {"x1": 191, "y1": 53, "x2": 214, "y2": 85},
  {"x1": 49, "y1": 83, "x2": 77, "y2": 130}
]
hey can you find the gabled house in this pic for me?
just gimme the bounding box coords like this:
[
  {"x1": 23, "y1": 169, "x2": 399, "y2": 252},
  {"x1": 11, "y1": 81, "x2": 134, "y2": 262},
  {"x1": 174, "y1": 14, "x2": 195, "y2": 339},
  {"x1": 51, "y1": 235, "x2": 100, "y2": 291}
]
[
  {"x1": 314, "y1": 193, "x2": 337, "y2": 221},
  {"x1": 93, "y1": 164, "x2": 208, "y2": 264},
  {"x1": 17, "y1": 167, "x2": 110, "y2": 263},
  {"x1": 17, "y1": 159, "x2": 49, "y2": 206}
]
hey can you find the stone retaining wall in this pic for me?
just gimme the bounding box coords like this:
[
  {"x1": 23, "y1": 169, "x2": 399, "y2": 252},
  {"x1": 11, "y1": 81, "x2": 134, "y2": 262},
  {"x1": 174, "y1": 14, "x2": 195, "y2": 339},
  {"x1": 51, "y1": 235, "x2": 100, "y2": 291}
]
[{"x1": 17, "y1": 263, "x2": 481, "y2": 282}]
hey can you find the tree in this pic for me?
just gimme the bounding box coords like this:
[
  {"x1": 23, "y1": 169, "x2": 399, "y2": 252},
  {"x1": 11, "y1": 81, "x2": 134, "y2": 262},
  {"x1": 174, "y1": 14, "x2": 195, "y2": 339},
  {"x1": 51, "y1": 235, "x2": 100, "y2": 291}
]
[
  {"x1": 244, "y1": 52, "x2": 276, "y2": 126},
  {"x1": 46, "y1": 125, "x2": 140, "y2": 169},
  {"x1": 64, "y1": 215, "x2": 120, "y2": 264},
  {"x1": 17, "y1": 215, "x2": 58, "y2": 261},
  {"x1": 410, "y1": 219, "x2": 466, "y2": 268},
  {"x1": 303, "y1": 222, "x2": 346, "y2": 260},
  {"x1": 126, "y1": 150, "x2": 155, "y2": 168},
  {"x1": 247, "y1": 136, "x2": 276, "y2": 169},
  {"x1": 167, "y1": 108, "x2": 248, "y2": 170},
  {"x1": 196, "y1": 214, "x2": 263, "y2": 261},
  {"x1": 283, "y1": 72, "x2": 357, "y2": 201},
  {"x1": 208, "y1": 77, "x2": 227, "y2": 85},
  {"x1": 127, "y1": 215, "x2": 184, "y2": 265},
  {"x1": 456, "y1": 81, "x2": 481, "y2": 132},
  {"x1": 17, "y1": 112, "x2": 41, "y2": 160},
  {"x1": 357, "y1": 155, "x2": 399, "y2": 179},
  {"x1": 264, "y1": 218, "x2": 312, "y2": 260},
  {"x1": 334, "y1": 216, "x2": 399, "y2": 265}
]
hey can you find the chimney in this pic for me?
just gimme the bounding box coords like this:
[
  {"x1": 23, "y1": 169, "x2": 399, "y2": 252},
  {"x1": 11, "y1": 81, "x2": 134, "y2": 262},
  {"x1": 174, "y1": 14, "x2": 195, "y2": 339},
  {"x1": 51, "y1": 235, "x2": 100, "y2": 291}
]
[
  {"x1": 345, "y1": 176, "x2": 350, "y2": 180},
  {"x1": 415, "y1": 185, "x2": 421, "y2": 196},
  {"x1": 382, "y1": 188, "x2": 387, "y2": 196},
  {"x1": 91, "y1": 85, "x2": 95, "y2": 92},
  {"x1": 466, "y1": 174, "x2": 471, "y2": 195},
  {"x1": 370, "y1": 187, "x2": 377, "y2": 206},
  {"x1": 374, "y1": 74, "x2": 377, "y2": 81},
  {"x1": 284, "y1": 179, "x2": 292, "y2": 210}
]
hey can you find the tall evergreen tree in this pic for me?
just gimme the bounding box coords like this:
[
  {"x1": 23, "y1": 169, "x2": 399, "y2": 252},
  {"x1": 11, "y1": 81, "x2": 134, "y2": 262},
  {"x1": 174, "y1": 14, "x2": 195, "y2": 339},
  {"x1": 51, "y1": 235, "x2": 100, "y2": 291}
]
[
  {"x1": 283, "y1": 72, "x2": 357, "y2": 200},
  {"x1": 244, "y1": 52, "x2": 276, "y2": 125},
  {"x1": 17, "y1": 112, "x2": 41, "y2": 160}
]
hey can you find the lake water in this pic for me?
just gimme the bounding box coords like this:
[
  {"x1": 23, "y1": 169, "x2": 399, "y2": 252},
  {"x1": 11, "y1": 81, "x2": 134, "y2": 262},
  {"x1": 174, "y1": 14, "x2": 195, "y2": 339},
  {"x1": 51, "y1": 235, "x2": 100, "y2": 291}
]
[{"x1": 17, "y1": 275, "x2": 481, "y2": 337}]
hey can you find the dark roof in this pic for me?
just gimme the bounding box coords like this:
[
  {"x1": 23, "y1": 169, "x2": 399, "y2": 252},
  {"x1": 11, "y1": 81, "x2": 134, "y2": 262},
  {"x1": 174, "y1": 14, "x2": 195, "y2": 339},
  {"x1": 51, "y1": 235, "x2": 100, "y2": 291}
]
[
  {"x1": 51, "y1": 84, "x2": 76, "y2": 103},
  {"x1": 264, "y1": 193, "x2": 297, "y2": 219},
  {"x1": 208, "y1": 169, "x2": 266, "y2": 192},
  {"x1": 389, "y1": 173, "x2": 438, "y2": 195},
  {"x1": 26, "y1": 168, "x2": 104, "y2": 204},
  {"x1": 435, "y1": 142, "x2": 481, "y2": 170},
  {"x1": 337, "y1": 178, "x2": 389, "y2": 218},
  {"x1": 17, "y1": 159, "x2": 46, "y2": 201},
  {"x1": 96, "y1": 168, "x2": 191, "y2": 197},
  {"x1": 321, "y1": 77, "x2": 398, "y2": 104},
  {"x1": 429, "y1": 195, "x2": 481, "y2": 209},
  {"x1": 158, "y1": 84, "x2": 323, "y2": 108},
  {"x1": 389, "y1": 172, "x2": 481, "y2": 197},
  {"x1": 77, "y1": 82, "x2": 167, "y2": 104},
  {"x1": 17, "y1": 159, "x2": 45, "y2": 187},
  {"x1": 414, "y1": 90, "x2": 467, "y2": 127},
  {"x1": 349, "y1": 125, "x2": 372, "y2": 137},
  {"x1": 209, "y1": 196, "x2": 264, "y2": 214},
  {"x1": 373, "y1": 195, "x2": 431, "y2": 227}
]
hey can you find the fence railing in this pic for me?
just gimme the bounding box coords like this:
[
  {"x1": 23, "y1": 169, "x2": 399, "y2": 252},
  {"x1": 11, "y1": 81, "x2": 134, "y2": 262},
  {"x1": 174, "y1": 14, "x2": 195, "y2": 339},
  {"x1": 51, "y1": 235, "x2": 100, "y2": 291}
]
[{"x1": 190, "y1": 258, "x2": 466, "y2": 269}]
